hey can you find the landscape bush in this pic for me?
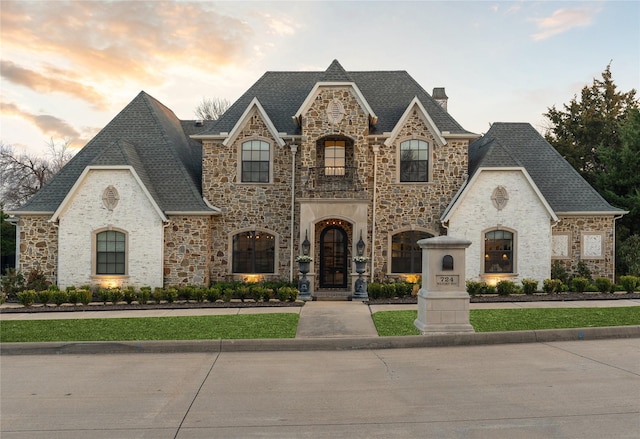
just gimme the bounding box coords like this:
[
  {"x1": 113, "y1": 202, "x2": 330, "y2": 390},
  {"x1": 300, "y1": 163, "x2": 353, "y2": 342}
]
[
  {"x1": 163, "y1": 287, "x2": 178, "y2": 303},
  {"x1": 109, "y1": 288, "x2": 124, "y2": 304},
  {"x1": 78, "y1": 288, "x2": 93, "y2": 305},
  {"x1": 67, "y1": 288, "x2": 80, "y2": 305},
  {"x1": 52, "y1": 290, "x2": 69, "y2": 306},
  {"x1": 543, "y1": 278, "x2": 563, "y2": 294},
  {"x1": 153, "y1": 288, "x2": 164, "y2": 304},
  {"x1": 595, "y1": 277, "x2": 613, "y2": 294},
  {"x1": 620, "y1": 276, "x2": 639, "y2": 294},
  {"x1": 98, "y1": 288, "x2": 111, "y2": 304},
  {"x1": 17, "y1": 290, "x2": 36, "y2": 307},
  {"x1": 37, "y1": 289, "x2": 52, "y2": 305},
  {"x1": 206, "y1": 286, "x2": 221, "y2": 302},
  {"x1": 521, "y1": 279, "x2": 538, "y2": 295},
  {"x1": 123, "y1": 287, "x2": 137, "y2": 305},
  {"x1": 496, "y1": 280, "x2": 518, "y2": 296},
  {"x1": 551, "y1": 260, "x2": 569, "y2": 285},
  {"x1": 138, "y1": 287, "x2": 152, "y2": 304},
  {"x1": 571, "y1": 277, "x2": 590, "y2": 293}
]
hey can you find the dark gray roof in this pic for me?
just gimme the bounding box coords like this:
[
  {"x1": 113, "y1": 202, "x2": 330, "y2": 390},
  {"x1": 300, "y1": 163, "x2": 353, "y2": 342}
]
[
  {"x1": 469, "y1": 123, "x2": 623, "y2": 213},
  {"x1": 202, "y1": 60, "x2": 473, "y2": 136},
  {"x1": 14, "y1": 91, "x2": 212, "y2": 214}
]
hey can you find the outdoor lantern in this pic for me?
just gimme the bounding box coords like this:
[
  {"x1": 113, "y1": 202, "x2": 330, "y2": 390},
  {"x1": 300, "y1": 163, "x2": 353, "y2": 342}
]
[
  {"x1": 356, "y1": 230, "x2": 365, "y2": 256},
  {"x1": 302, "y1": 230, "x2": 311, "y2": 256}
]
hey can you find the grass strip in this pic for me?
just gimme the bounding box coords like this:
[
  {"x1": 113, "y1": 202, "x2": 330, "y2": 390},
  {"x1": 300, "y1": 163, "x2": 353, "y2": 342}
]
[
  {"x1": 0, "y1": 313, "x2": 299, "y2": 343},
  {"x1": 372, "y1": 307, "x2": 640, "y2": 337}
]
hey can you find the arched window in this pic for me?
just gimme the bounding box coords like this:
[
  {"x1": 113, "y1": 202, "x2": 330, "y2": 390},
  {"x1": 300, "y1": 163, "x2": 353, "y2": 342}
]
[
  {"x1": 400, "y1": 139, "x2": 429, "y2": 182},
  {"x1": 232, "y1": 230, "x2": 275, "y2": 273},
  {"x1": 484, "y1": 230, "x2": 514, "y2": 273},
  {"x1": 241, "y1": 140, "x2": 270, "y2": 183},
  {"x1": 96, "y1": 230, "x2": 126, "y2": 275},
  {"x1": 391, "y1": 230, "x2": 433, "y2": 273}
]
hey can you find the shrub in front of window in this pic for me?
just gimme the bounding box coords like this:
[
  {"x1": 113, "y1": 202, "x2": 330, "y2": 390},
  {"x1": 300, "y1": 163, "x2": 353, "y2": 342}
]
[
  {"x1": 52, "y1": 289, "x2": 69, "y2": 306},
  {"x1": 138, "y1": 287, "x2": 152, "y2": 304},
  {"x1": 109, "y1": 288, "x2": 124, "y2": 304},
  {"x1": 496, "y1": 280, "x2": 518, "y2": 296},
  {"x1": 570, "y1": 277, "x2": 590, "y2": 293},
  {"x1": 521, "y1": 279, "x2": 538, "y2": 295},
  {"x1": 123, "y1": 286, "x2": 137, "y2": 304},
  {"x1": 17, "y1": 290, "x2": 36, "y2": 307},
  {"x1": 37, "y1": 289, "x2": 52, "y2": 306},
  {"x1": 466, "y1": 280, "x2": 485, "y2": 296},
  {"x1": 543, "y1": 278, "x2": 563, "y2": 294},
  {"x1": 594, "y1": 277, "x2": 613, "y2": 294}
]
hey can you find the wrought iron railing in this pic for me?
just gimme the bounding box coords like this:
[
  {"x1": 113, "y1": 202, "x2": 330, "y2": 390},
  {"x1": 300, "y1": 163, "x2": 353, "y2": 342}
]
[{"x1": 302, "y1": 166, "x2": 366, "y2": 197}]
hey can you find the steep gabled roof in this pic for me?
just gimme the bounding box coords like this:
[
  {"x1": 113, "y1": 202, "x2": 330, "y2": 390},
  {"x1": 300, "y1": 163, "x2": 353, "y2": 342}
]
[
  {"x1": 13, "y1": 91, "x2": 215, "y2": 215},
  {"x1": 200, "y1": 61, "x2": 474, "y2": 137},
  {"x1": 468, "y1": 123, "x2": 623, "y2": 213}
]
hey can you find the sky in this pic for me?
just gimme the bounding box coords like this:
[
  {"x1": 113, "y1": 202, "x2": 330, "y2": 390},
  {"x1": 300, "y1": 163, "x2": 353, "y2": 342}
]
[{"x1": 1, "y1": 0, "x2": 638, "y2": 157}]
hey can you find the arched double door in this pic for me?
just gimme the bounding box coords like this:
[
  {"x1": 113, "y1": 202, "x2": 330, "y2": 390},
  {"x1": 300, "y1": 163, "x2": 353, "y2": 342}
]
[{"x1": 319, "y1": 225, "x2": 348, "y2": 289}]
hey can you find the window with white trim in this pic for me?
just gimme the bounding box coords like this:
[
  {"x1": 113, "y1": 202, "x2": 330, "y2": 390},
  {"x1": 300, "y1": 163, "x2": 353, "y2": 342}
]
[
  {"x1": 400, "y1": 139, "x2": 429, "y2": 182},
  {"x1": 96, "y1": 230, "x2": 126, "y2": 275},
  {"x1": 324, "y1": 140, "x2": 346, "y2": 176},
  {"x1": 241, "y1": 140, "x2": 270, "y2": 183},
  {"x1": 484, "y1": 229, "x2": 514, "y2": 273}
]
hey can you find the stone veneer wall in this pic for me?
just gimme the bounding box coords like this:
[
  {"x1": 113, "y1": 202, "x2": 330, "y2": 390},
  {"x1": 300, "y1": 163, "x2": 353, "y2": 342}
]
[
  {"x1": 202, "y1": 109, "x2": 295, "y2": 281},
  {"x1": 372, "y1": 110, "x2": 468, "y2": 279},
  {"x1": 18, "y1": 215, "x2": 58, "y2": 284},
  {"x1": 164, "y1": 215, "x2": 212, "y2": 286},
  {"x1": 553, "y1": 215, "x2": 616, "y2": 280}
]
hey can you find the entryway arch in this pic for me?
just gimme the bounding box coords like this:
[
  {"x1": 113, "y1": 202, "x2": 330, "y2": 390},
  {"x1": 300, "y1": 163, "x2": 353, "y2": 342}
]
[{"x1": 319, "y1": 225, "x2": 348, "y2": 289}]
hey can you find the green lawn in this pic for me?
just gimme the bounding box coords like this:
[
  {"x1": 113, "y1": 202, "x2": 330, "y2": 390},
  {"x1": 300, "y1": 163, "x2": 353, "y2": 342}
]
[
  {"x1": 0, "y1": 313, "x2": 299, "y2": 343},
  {"x1": 372, "y1": 307, "x2": 640, "y2": 336}
]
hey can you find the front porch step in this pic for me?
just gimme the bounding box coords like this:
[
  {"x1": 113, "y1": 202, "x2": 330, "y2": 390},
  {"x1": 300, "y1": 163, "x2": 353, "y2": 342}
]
[{"x1": 313, "y1": 291, "x2": 352, "y2": 301}]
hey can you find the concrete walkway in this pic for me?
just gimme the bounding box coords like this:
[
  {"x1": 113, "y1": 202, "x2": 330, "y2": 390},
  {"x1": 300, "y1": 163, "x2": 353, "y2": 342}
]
[{"x1": 296, "y1": 301, "x2": 378, "y2": 338}]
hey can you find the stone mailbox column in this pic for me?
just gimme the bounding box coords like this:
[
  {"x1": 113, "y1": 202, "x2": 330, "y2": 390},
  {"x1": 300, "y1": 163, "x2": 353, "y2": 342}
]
[{"x1": 414, "y1": 236, "x2": 474, "y2": 334}]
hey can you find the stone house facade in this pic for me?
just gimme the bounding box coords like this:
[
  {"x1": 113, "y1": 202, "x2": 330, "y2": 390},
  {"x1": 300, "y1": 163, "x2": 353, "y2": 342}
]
[{"x1": 9, "y1": 61, "x2": 625, "y2": 293}]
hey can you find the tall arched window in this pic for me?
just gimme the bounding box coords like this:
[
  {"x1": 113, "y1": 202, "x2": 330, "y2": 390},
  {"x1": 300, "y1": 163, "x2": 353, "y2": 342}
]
[
  {"x1": 484, "y1": 229, "x2": 514, "y2": 273},
  {"x1": 241, "y1": 140, "x2": 271, "y2": 183},
  {"x1": 96, "y1": 230, "x2": 126, "y2": 275},
  {"x1": 391, "y1": 230, "x2": 433, "y2": 273},
  {"x1": 232, "y1": 230, "x2": 275, "y2": 273},
  {"x1": 324, "y1": 140, "x2": 346, "y2": 176},
  {"x1": 400, "y1": 139, "x2": 429, "y2": 182}
]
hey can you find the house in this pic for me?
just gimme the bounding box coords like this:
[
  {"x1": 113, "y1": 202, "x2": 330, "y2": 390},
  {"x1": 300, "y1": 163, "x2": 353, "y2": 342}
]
[{"x1": 9, "y1": 60, "x2": 625, "y2": 295}]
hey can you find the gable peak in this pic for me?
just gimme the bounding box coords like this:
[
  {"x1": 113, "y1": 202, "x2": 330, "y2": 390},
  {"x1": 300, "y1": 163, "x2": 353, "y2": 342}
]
[{"x1": 320, "y1": 59, "x2": 353, "y2": 82}]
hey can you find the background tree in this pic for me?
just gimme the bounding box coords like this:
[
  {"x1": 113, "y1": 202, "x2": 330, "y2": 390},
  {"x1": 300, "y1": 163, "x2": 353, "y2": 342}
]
[
  {"x1": 544, "y1": 64, "x2": 637, "y2": 185},
  {"x1": 1, "y1": 207, "x2": 16, "y2": 273},
  {"x1": 0, "y1": 139, "x2": 74, "y2": 209},
  {"x1": 544, "y1": 65, "x2": 640, "y2": 276},
  {"x1": 194, "y1": 97, "x2": 230, "y2": 121}
]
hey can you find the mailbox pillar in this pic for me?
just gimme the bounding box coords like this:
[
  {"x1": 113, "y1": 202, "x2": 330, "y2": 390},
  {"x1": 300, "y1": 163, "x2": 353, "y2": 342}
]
[{"x1": 414, "y1": 236, "x2": 474, "y2": 334}]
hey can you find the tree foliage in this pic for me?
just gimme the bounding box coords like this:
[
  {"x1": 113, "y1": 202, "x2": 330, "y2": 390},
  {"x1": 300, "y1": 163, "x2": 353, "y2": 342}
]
[
  {"x1": 544, "y1": 64, "x2": 638, "y2": 185},
  {"x1": 0, "y1": 139, "x2": 74, "y2": 209},
  {"x1": 544, "y1": 65, "x2": 640, "y2": 275},
  {"x1": 194, "y1": 97, "x2": 230, "y2": 121}
]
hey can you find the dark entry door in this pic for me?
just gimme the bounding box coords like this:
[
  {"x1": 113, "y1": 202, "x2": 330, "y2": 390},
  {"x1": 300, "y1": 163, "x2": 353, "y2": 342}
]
[{"x1": 319, "y1": 226, "x2": 348, "y2": 288}]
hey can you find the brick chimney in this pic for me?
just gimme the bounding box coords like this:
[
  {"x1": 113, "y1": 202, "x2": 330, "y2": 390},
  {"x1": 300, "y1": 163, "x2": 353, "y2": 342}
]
[{"x1": 432, "y1": 87, "x2": 448, "y2": 112}]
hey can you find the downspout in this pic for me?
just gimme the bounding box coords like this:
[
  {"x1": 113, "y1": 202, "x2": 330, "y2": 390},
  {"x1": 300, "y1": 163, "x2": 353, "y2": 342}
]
[
  {"x1": 289, "y1": 144, "x2": 298, "y2": 282},
  {"x1": 371, "y1": 144, "x2": 380, "y2": 282}
]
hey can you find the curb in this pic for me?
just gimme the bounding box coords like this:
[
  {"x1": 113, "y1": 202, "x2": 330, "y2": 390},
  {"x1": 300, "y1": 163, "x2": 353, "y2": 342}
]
[{"x1": 2, "y1": 325, "x2": 639, "y2": 355}]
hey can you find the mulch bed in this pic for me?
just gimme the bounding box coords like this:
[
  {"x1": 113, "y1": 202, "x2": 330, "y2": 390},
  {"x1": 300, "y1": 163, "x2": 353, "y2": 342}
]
[
  {"x1": 2, "y1": 293, "x2": 638, "y2": 313},
  {"x1": 367, "y1": 292, "x2": 640, "y2": 305},
  {"x1": 0, "y1": 300, "x2": 303, "y2": 314}
]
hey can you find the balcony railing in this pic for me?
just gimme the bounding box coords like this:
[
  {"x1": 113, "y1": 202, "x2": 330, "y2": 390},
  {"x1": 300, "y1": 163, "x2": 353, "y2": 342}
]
[{"x1": 302, "y1": 166, "x2": 366, "y2": 198}]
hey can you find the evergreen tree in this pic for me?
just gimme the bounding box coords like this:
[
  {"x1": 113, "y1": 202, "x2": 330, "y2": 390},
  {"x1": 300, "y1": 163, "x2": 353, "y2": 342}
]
[{"x1": 544, "y1": 64, "x2": 638, "y2": 185}]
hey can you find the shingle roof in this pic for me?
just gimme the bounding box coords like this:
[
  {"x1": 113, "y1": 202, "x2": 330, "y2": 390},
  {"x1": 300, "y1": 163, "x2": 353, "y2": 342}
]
[
  {"x1": 14, "y1": 91, "x2": 213, "y2": 214},
  {"x1": 201, "y1": 61, "x2": 473, "y2": 136},
  {"x1": 469, "y1": 123, "x2": 623, "y2": 213}
]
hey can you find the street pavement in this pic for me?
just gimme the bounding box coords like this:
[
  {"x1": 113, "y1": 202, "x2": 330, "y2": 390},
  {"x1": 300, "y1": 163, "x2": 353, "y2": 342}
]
[
  {"x1": 1, "y1": 338, "x2": 638, "y2": 438},
  {"x1": 1, "y1": 299, "x2": 639, "y2": 438}
]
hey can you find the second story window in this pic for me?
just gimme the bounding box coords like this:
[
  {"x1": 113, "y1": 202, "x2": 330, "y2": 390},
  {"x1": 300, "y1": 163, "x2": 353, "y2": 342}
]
[
  {"x1": 400, "y1": 139, "x2": 429, "y2": 182},
  {"x1": 241, "y1": 140, "x2": 270, "y2": 183},
  {"x1": 324, "y1": 140, "x2": 345, "y2": 176}
]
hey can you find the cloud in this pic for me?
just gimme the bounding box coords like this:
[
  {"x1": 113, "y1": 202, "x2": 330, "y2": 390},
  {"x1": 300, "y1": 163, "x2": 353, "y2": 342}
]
[
  {"x1": 1, "y1": 101, "x2": 96, "y2": 145},
  {"x1": 0, "y1": 61, "x2": 110, "y2": 110},
  {"x1": 531, "y1": 7, "x2": 599, "y2": 41},
  {"x1": 261, "y1": 13, "x2": 299, "y2": 36},
  {"x1": 0, "y1": 1, "x2": 253, "y2": 103}
]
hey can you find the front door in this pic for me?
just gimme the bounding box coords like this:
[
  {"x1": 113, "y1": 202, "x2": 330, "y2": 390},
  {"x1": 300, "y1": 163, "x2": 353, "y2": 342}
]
[{"x1": 319, "y1": 226, "x2": 348, "y2": 289}]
